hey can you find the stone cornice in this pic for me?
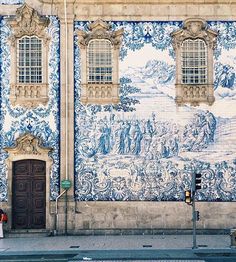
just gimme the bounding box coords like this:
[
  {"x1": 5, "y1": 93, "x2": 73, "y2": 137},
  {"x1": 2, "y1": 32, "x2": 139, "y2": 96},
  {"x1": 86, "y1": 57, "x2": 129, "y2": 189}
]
[
  {"x1": 39, "y1": 0, "x2": 236, "y2": 3},
  {"x1": 1, "y1": 1, "x2": 236, "y2": 19}
]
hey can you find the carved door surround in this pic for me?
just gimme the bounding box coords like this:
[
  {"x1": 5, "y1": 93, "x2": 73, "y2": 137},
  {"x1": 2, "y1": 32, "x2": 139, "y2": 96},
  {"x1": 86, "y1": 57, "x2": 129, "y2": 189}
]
[
  {"x1": 7, "y1": 3, "x2": 50, "y2": 108},
  {"x1": 4, "y1": 133, "x2": 52, "y2": 231}
]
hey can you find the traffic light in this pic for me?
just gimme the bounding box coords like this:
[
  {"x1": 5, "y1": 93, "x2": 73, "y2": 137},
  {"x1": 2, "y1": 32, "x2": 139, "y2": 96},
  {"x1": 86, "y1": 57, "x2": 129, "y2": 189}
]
[
  {"x1": 195, "y1": 173, "x2": 202, "y2": 190},
  {"x1": 185, "y1": 190, "x2": 192, "y2": 204},
  {"x1": 195, "y1": 211, "x2": 200, "y2": 221}
]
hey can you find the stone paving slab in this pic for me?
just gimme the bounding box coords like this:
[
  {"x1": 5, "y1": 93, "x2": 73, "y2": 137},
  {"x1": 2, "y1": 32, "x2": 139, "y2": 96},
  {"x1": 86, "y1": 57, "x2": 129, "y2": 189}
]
[{"x1": 0, "y1": 235, "x2": 231, "y2": 252}]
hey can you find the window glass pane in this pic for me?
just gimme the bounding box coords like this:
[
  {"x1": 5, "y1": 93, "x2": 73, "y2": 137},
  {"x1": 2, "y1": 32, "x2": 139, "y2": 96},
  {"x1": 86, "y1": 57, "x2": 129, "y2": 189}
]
[
  {"x1": 181, "y1": 39, "x2": 207, "y2": 85},
  {"x1": 87, "y1": 39, "x2": 112, "y2": 84},
  {"x1": 17, "y1": 36, "x2": 42, "y2": 83}
]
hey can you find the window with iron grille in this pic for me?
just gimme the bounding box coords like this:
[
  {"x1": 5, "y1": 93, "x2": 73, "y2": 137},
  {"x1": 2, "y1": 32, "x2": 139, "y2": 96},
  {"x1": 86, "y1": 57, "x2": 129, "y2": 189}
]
[
  {"x1": 87, "y1": 39, "x2": 112, "y2": 84},
  {"x1": 78, "y1": 19, "x2": 123, "y2": 104},
  {"x1": 171, "y1": 18, "x2": 217, "y2": 106},
  {"x1": 181, "y1": 39, "x2": 207, "y2": 85},
  {"x1": 17, "y1": 36, "x2": 42, "y2": 83}
]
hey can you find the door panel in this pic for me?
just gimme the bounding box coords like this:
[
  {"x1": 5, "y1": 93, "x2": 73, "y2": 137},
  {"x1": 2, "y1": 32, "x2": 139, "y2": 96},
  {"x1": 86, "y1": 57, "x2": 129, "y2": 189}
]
[{"x1": 12, "y1": 160, "x2": 46, "y2": 229}]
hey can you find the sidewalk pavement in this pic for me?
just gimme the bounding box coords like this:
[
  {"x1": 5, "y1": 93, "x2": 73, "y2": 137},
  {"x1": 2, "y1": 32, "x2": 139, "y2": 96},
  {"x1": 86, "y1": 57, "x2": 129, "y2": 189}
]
[{"x1": 0, "y1": 234, "x2": 232, "y2": 252}]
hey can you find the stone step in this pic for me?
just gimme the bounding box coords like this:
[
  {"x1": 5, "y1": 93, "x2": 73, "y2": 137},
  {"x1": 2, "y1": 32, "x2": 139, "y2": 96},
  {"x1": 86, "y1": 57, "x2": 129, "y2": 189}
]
[{"x1": 5, "y1": 229, "x2": 51, "y2": 238}]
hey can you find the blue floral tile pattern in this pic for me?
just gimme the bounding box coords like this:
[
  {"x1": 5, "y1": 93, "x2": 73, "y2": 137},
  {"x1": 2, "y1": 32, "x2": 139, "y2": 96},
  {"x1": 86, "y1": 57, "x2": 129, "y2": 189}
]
[
  {"x1": 0, "y1": 0, "x2": 23, "y2": 4},
  {"x1": 0, "y1": 16, "x2": 60, "y2": 201}
]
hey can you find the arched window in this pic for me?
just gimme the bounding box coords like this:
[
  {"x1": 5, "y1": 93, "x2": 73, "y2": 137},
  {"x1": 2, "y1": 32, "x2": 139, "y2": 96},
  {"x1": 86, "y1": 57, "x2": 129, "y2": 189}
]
[
  {"x1": 77, "y1": 19, "x2": 123, "y2": 104},
  {"x1": 7, "y1": 4, "x2": 50, "y2": 108},
  {"x1": 171, "y1": 18, "x2": 217, "y2": 106},
  {"x1": 18, "y1": 36, "x2": 42, "y2": 84},
  {"x1": 87, "y1": 39, "x2": 112, "y2": 84},
  {"x1": 181, "y1": 39, "x2": 207, "y2": 85}
]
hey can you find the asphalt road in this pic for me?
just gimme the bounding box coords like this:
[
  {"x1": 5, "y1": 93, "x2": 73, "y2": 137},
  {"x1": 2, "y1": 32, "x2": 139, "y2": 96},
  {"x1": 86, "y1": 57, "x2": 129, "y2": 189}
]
[
  {"x1": 70, "y1": 248, "x2": 236, "y2": 261},
  {"x1": 0, "y1": 249, "x2": 236, "y2": 262}
]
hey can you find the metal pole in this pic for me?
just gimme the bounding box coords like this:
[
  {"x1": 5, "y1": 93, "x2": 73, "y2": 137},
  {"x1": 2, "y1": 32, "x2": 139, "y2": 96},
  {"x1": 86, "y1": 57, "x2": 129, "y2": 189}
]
[
  {"x1": 192, "y1": 172, "x2": 197, "y2": 249},
  {"x1": 65, "y1": 190, "x2": 68, "y2": 236},
  {"x1": 192, "y1": 192, "x2": 197, "y2": 249},
  {"x1": 55, "y1": 189, "x2": 67, "y2": 235}
]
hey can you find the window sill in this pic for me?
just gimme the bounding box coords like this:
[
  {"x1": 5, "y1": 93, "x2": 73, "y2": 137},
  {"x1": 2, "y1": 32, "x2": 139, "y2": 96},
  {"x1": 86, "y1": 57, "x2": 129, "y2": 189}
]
[
  {"x1": 175, "y1": 84, "x2": 215, "y2": 106},
  {"x1": 10, "y1": 83, "x2": 49, "y2": 108},
  {"x1": 81, "y1": 83, "x2": 120, "y2": 104}
]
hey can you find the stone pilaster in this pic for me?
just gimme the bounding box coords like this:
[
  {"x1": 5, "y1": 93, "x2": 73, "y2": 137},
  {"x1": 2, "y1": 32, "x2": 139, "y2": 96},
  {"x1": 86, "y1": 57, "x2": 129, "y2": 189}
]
[{"x1": 58, "y1": 3, "x2": 75, "y2": 232}]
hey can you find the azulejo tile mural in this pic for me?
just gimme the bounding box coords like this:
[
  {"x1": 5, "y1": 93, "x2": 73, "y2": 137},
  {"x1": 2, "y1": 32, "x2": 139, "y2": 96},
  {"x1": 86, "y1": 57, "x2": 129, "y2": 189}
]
[
  {"x1": 0, "y1": 0, "x2": 23, "y2": 4},
  {"x1": 74, "y1": 21, "x2": 236, "y2": 201},
  {"x1": 0, "y1": 16, "x2": 60, "y2": 201}
]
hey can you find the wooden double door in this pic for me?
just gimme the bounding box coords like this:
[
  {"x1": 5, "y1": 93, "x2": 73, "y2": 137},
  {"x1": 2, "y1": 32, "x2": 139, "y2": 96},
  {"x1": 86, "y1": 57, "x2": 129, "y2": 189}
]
[{"x1": 12, "y1": 160, "x2": 46, "y2": 229}]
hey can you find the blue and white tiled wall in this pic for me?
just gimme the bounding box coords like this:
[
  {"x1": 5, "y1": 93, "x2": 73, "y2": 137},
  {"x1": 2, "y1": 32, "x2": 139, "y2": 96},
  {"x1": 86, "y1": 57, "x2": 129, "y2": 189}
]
[
  {"x1": 0, "y1": 16, "x2": 60, "y2": 201},
  {"x1": 74, "y1": 21, "x2": 236, "y2": 201},
  {"x1": 0, "y1": 0, "x2": 23, "y2": 4},
  {"x1": 0, "y1": 17, "x2": 235, "y2": 203}
]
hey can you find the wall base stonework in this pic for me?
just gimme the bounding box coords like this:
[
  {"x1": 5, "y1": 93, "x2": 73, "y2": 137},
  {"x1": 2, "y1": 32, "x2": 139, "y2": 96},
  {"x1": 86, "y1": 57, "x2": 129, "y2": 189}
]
[
  {"x1": 3, "y1": 200, "x2": 234, "y2": 235},
  {"x1": 53, "y1": 201, "x2": 236, "y2": 234}
]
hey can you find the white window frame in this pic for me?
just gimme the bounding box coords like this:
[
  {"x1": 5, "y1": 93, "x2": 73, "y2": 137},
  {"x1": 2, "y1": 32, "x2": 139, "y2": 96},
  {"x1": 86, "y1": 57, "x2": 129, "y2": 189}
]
[
  {"x1": 87, "y1": 39, "x2": 113, "y2": 85},
  {"x1": 17, "y1": 36, "x2": 43, "y2": 84},
  {"x1": 181, "y1": 39, "x2": 207, "y2": 85}
]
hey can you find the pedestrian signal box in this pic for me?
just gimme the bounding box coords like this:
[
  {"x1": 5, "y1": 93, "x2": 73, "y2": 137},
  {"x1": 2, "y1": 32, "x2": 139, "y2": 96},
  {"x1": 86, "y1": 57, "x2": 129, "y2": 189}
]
[
  {"x1": 195, "y1": 173, "x2": 202, "y2": 190},
  {"x1": 195, "y1": 211, "x2": 200, "y2": 221}
]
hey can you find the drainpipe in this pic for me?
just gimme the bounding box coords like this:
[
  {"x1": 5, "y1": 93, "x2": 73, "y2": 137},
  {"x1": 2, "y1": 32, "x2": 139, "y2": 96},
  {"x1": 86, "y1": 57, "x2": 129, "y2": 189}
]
[
  {"x1": 64, "y1": 0, "x2": 68, "y2": 182},
  {"x1": 54, "y1": 189, "x2": 67, "y2": 235},
  {"x1": 52, "y1": 0, "x2": 70, "y2": 237},
  {"x1": 63, "y1": 0, "x2": 69, "y2": 236}
]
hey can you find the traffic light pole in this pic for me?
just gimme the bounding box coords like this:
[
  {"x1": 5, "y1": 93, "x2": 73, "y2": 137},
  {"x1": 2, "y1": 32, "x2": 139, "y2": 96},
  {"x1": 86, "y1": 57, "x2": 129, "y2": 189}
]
[
  {"x1": 192, "y1": 190, "x2": 197, "y2": 249},
  {"x1": 185, "y1": 172, "x2": 201, "y2": 249},
  {"x1": 192, "y1": 173, "x2": 197, "y2": 249}
]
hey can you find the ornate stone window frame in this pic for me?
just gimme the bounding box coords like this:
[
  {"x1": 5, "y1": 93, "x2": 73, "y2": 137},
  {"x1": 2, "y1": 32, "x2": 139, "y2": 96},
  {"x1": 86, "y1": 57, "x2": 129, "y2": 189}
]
[
  {"x1": 7, "y1": 3, "x2": 50, "y2": 108},
  {"x1": 77, "y1": 19, "x2": 123, "y2": 104},
  {"x1": 171, "y1": 18, "x2": 217, "y2": 106},
  {"x1": 3, "y1": 133, "x2": 53, "y2": 231}
]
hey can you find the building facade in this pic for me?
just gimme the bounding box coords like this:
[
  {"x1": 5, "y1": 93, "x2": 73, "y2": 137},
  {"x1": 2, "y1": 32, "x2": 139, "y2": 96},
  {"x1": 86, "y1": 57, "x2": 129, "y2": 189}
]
[{"x1": 0, "y1": 0, "x2": 236, "y2": 234}]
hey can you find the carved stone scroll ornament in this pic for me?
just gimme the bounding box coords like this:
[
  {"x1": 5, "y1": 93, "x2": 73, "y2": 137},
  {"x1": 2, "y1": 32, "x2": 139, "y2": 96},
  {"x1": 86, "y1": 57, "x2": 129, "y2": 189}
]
[
  {"x1": 77, "y1": 19, "x2": 124, "y2": 49},
  {"x1": 171, "y1": 18, "x2": 217, "y2": 50},
  {"x1": 4, "y1": 133, "x2": 52, "y2": 156},
  {"x1": 7, "y1": 3, "x2": 50, "y2": 47}
]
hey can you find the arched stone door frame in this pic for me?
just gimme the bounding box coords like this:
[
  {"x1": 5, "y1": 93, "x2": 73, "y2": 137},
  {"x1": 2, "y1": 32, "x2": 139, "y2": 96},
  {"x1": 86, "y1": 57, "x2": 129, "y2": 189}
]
[{"x1": 4, "y1": 133, "x2": 53, "y2": 231}]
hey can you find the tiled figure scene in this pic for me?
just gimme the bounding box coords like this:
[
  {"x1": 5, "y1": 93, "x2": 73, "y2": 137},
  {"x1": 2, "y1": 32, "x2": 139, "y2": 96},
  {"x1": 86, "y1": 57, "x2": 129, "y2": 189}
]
[{"x1": 74, "y1": 21, "x2": 236, "y2": 201}]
